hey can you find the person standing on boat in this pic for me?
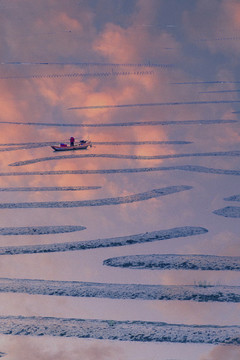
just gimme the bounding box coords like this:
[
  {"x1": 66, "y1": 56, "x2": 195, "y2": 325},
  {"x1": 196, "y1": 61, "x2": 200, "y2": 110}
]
[{"x1": 70, "y1": 136, "x2": 75, "y2": 146}]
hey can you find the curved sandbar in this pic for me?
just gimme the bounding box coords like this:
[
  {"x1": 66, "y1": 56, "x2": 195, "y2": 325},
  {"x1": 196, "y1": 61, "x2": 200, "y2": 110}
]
[
  {"x1": 213, "y1": 206, "x2": 240, "y2": 218},
  {"x1": 0, "y1": 146, "x2": 29, "y2": 152},
  {"x1": 1, "y1": 165, "x2": 240, "y2": 177},
  {"x1": 0, "y1": 119, "x2": 236, "y2": 127},
  {"x1": 67, "y1": 100, "x2": 240, "y2": 110},
  {"x1": 0, "y1": 226, "x2": 207, "y2": 255},
  {"x1": 0, "y1": 140, "x2": 192, "y2": 151},
  {"x1": 224, "y1": 195, "x2": 240, "y2": 201},
  {"x1": 0, "y1": 277, "x2": 239, "y2": 302},
  {"x1": 0, "y1": 225, "x2": 86, "y2": 236},
  {"x1": 0, "y1": 186, "x2": 192, "y2": 209},
  {"x1": 94, "y1": 140, "x2": 193, "y2": 145},
  {"x1": 9, "y1": 150, "x2": 240, "y2": 167},
  {"x1": 103, "y1": 254, "x2": 240, "y2": 271},
  {"x1": 0, "y1": 315, "x2": 239, "y2": 344},
  {"x1": 0, "y1": 186, "x2": 100, "y2": 192},
  {"x1": 1, "y1": 61, "x2": 170, "y2": 67},
  {"x1": 0, "y1": 69, "x2": 155, "y2": 80}
]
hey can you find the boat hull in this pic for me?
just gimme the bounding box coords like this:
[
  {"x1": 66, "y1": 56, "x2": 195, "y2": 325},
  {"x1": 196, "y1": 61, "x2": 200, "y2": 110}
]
[{"x1": 51, "y1": 141, "x2": 92, "y2": 151}]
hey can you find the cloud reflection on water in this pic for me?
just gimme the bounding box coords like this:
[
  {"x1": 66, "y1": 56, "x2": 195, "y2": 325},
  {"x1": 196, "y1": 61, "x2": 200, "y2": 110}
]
[{"x1": 0, "y1": 0, "x2": 240, "y2": 358}]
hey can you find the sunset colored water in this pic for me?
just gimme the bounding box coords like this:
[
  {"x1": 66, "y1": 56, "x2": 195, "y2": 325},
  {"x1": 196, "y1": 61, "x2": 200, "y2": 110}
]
[{"x1": 0, "y1": 1, "x2": 239, "y2": 359}]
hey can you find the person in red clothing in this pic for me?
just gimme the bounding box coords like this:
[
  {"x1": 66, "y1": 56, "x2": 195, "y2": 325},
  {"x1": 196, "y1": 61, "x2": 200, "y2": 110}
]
[{"x1": 70, "y1": 136, "x2": 75, "y2": 146}]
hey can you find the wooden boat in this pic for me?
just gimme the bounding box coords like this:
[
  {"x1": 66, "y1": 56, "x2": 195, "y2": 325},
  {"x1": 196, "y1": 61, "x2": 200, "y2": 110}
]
[{"x1": 51, "y1": 140, "x2": 92, "y2": 151}]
